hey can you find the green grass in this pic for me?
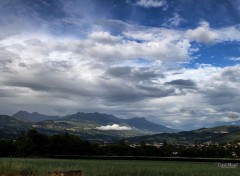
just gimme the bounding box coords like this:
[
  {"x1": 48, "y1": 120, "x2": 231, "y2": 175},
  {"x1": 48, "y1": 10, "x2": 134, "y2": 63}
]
[{"x1": 0, "y1": 158, "x2": 240, "y2": 176}]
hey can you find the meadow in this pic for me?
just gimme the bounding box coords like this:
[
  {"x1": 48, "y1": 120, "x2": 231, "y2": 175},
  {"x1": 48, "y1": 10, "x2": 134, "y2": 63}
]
[{"x1": 0, "y1": 158, "x2": 240, "y2": 176}]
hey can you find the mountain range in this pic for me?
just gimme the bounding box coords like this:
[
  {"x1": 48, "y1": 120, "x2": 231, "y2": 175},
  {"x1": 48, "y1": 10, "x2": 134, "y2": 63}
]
[
  {"x1": 2, "y1": 111, "x2": 240, "y2": 144},
  {"x1": 0, "y1": 111, "x2": 177, "y2": 141},
  {"x1": 13, "y1": 111, "x2": 61, "y2": 122}
]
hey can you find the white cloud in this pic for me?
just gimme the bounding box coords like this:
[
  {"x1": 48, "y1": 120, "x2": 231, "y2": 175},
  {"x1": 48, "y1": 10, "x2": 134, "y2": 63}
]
[
  {"x1": 123, "y1": 27, "x2": 182, "y2": 41},
  {"x1": 136, "y1": 0, "x2": 167, "y2": 9},
  {"x1": 122, "y1": 28, "x2": 191, "y2": 62},
  {"x1": 228, "y1": 57, "x2": 240, "y2": 61},
  {"x1": 217, "y1": 25, "x2": 240, "y2": 42},
  {"x1": 96, "y1": 124, "x2": 132, "y2": 130},
  {"x1": 88, "y1": 31, "x2": 121, "y2": 44},
  {"x1": 186, "y1": 21, "x2": 218, "y2": 44},
  {"x1": 186, "y1": 22, "x2": 240, "y2": 44},
  {"x1": 166, "y1": 13, "x2": 184, "y2": 27}
]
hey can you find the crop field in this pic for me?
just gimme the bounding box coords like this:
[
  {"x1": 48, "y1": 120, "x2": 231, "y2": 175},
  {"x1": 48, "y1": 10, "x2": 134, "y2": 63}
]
[{"x1": 0, "y1": 158, "x2": 240, "y2": 176}]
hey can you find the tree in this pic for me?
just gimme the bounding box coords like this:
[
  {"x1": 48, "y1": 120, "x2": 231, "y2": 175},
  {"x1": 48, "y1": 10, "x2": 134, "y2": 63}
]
[
  {"x1": 0, "y1": 140, "x2": 16, "y2": 156},
  {"x1": 16, "y1": 129, "x2": 48, "y2": 156}
]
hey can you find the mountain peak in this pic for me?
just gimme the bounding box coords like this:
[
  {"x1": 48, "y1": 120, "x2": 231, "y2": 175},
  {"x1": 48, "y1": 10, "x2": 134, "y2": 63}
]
[
  {"x1": 131, "y1": 117, "x2": 147, "y2": 121},
  {"x1": 13, "y1": 111, "x2": 60, "y2": 122},
  {"x1": 15, "y1": 110, "x2": 29, "y2": 115},
  {"x1": 65, "y1": 112, "x2": 122, "y2": 124}
]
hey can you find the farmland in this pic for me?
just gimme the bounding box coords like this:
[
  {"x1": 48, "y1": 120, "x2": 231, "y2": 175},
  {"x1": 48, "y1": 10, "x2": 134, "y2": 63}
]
[{"x1": 0, "y1": 158, "x2": 240, "y2": 176}]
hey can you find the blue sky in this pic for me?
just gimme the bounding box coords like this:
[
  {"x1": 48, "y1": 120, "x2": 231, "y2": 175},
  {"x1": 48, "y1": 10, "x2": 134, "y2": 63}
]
[{"x1": 0, "y1": 0, "x2": 240, "y2": 130}]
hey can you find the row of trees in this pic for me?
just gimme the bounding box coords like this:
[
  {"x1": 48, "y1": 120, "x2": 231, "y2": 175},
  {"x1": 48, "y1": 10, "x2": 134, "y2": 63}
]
[{"x1": 0, "y1": 129, "x2": 239, "y2": 158}]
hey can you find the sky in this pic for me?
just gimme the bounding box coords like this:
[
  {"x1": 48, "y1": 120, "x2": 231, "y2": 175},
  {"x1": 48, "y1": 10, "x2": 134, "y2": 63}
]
[{"x1": 0, "y1": 0, "x2": 240, "y2": 130}]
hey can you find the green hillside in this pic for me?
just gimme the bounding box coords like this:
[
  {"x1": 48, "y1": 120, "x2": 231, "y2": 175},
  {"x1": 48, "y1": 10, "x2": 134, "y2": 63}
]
[{"x1": 127, "y1": 126, "x2": 240, "y2": 144}]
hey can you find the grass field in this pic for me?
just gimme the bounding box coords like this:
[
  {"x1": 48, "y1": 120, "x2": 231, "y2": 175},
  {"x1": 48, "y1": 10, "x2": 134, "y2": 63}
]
[{"x1": 0, "y1": 158, "x2": 240, "y2": 176}]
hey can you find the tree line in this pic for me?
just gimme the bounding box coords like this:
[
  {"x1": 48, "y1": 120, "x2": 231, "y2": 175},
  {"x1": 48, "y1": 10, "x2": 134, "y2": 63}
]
[{"x1": 0, "y1": 129, "x2": 239, "y2": 158}]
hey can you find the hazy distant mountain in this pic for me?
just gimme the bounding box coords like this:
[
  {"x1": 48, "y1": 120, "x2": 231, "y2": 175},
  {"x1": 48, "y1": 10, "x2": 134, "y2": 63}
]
[
  {"x1": 13, "y1": 111, "x2": 61, "y2": 122},
  {"x1": 207, "y1": 120, "x2": 240, "y2": 128},
  {"x1": 123, "y1": 117, "x2": 177, "y2": 133},
  {"x1": 127, "y1": 125, "x2": 240, "y2": 144}
]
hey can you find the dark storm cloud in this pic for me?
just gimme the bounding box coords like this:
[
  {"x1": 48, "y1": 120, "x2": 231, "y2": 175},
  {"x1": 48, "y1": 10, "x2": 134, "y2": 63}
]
[
  {"x1": 0, "y1": 48, "x2": 16, "y2": 61},
  {"x1": 165, "y1": 79, "x2": 196, "y2": 89},
  {"x1": 0, "y1": 89, "x2": 19, "y2": 97},
  {"x1": 6, "y1": 80, "x2": 50, "y2": 92},
  {"x1": 104, "y1": 89, "x2": 146, "y2": 102},
  {"x1": 133, "y1": 69, "x2": 163, "y2": 80},
  {"x1": 200, "y1": 66, "x2": 240, "y2": 113},
  {"x1": 46, "y1": 61, "x2": 74, "y2": 71},
  {"x1": 0, "y1": 47, "x2": 19, "y2": 71},
  {"x1": 3, "y1": 63, "x2": 173, "y2": 104},
  {"x1": 104, "y1": 84, "x2": 174, "y2": 103},
  {"x1": 106, "y1": 67, "x2": 162, "y2": 81},
  {"x1": 203, "y1": 87, "x2": 240, "y2": 112},
  {"x1": 106, "y1": 67, "x2": 132, "y2": 78},
  {"x1": 18, "y1": 62, "x2": 27, "y2": 68},
  {"x1": 2, "y1": 68, "x2": 98, "y2": 99},
  {"x1": 102, "y1": 66, "x2": 174, "y2": 102},
  {"x1": 221, "y1": 67, "x2": 240, "y2": 82},
  {"x1": 228, "y1": 112, "x2": 240, "y2": 119},
  {"x1": 137, "y1": 85, "x2": 175, "y2": 97}
]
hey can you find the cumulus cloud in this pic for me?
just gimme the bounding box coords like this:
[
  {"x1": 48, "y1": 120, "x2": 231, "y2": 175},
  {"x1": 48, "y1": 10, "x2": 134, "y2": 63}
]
[
  {"x1": 185, "y1": 22, "x2": 240, "y2": 44},
  {"x1": 87, "y1": 31, "x2": 191, "y2": 63},
  {"x1": 96, "y1": 124, "x2": 132, "y2": 130},
  {"x1": 186, "y1": 21, "x2": 218, "y2": 43}
]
